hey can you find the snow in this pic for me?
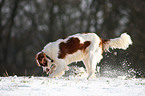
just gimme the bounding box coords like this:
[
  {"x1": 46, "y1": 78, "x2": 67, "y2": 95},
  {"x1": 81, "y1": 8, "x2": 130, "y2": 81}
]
[{"x1": 0, "y1": 76, "x2": 145, "y2": 96}]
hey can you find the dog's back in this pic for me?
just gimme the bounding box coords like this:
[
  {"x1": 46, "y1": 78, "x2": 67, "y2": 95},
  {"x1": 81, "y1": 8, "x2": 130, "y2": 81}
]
[{"x1": 42, "y1": 33, "x2": 101, "y2": 64}]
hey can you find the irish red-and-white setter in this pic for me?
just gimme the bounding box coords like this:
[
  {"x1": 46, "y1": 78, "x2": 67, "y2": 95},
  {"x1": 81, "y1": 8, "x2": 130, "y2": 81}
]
[{"x1": 35, "y1": 33, "x2": 132, "y2": 79}]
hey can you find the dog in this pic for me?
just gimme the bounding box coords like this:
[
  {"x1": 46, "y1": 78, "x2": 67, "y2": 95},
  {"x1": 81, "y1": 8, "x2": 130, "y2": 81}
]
[{"x1": 35, "y1": 33, "x2": 132, "y2": 79}]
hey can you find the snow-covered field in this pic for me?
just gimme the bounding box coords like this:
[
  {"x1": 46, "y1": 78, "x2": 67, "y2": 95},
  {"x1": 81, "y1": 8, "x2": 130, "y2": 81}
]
[{"x1": 0, "y1": 76, "x2": 145, "y2": 96}]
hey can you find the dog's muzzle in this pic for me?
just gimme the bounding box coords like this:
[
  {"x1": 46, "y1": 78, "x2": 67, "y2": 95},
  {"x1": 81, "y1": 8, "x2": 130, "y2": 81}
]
[{"x1": 43, "y1": 67, "x2": 50, "y2": 74}]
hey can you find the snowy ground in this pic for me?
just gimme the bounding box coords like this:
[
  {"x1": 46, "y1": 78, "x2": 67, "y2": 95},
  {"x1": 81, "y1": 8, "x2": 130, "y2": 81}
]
[{"x1": 0, "y1": 76, "x2": 145, "y2": 96}]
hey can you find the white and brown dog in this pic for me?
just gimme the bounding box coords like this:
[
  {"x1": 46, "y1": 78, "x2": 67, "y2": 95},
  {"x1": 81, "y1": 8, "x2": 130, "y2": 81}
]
[{"x1": 35, "y1": 33, "x2": 132, "y2": 79}]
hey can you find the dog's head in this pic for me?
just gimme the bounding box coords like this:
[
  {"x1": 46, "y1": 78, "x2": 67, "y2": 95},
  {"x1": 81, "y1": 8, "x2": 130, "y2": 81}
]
[{"x1": 35, "y1": 52, "x2": 53, "y2": 74}]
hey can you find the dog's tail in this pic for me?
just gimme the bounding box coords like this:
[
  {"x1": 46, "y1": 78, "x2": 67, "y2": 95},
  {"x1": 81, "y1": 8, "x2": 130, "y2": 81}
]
[{"x1": 101, "y1": 33, "x2": 133, "y2": 52}]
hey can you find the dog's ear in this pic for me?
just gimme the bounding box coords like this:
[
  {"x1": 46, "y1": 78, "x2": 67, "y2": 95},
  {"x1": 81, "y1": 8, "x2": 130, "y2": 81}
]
[
  {"x1": 35, "y1": 52, "x2": 42, "y2": 66},
  {"x1": 35, "y1": 52, "x2": 47, "y2": 66}
]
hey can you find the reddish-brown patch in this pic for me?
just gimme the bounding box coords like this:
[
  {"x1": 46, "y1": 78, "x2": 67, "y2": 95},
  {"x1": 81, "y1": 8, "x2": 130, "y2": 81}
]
[
  {"x1": 99, "y1": 38, "x2": 109, "y2": 53},
  {"x1": 58, "y1": 37, "x2": 91, "y2": 59}
]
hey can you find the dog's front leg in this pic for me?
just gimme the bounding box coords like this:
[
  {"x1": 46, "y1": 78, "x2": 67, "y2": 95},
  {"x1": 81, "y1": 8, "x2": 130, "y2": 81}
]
[
  {"x1": 49, "y1": 65, "x2": 56, "y2": 75},
  {"x1": 48, "y1": 64, "x2": 66, "y2": 78}
]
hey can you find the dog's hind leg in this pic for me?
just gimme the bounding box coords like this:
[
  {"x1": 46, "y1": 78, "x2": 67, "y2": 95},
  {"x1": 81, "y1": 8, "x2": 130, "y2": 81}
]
[
  {"x1": 87, "y1": 52, "x2": 98, "y2": 79},
  {"x1": 87, "y1": 48, "x2": 103, "y2": 79},
  {"x1": 83, "y1": 56, "x2": 90, "y2": 76}
]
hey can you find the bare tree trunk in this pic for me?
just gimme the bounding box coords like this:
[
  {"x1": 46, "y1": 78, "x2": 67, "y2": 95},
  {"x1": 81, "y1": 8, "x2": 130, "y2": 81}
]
[{"x1": 0, "y1": 0, "x2": 19, "y2": 75}]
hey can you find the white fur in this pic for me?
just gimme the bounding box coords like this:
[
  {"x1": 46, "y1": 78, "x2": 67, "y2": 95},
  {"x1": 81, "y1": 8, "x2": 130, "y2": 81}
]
[
  {"x1": 41, "y1": 33, "x2": 132, "y2": 79},
  {"x1": 103, "y1": 33, "x2": 133, "y2": 52}
]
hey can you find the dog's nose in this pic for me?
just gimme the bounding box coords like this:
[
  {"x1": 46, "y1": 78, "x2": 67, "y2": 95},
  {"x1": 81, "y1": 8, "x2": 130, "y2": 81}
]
[
  {"x1": 46, "y1": 68, "x2": 50, "y2": 72},
  {"x1": 45, "y1": 68, "x2": 50, "y2": 74}
]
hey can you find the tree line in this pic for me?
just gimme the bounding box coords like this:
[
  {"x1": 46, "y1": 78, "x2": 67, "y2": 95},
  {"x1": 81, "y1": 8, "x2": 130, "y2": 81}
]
[{"x1": 0, "y1": 0, "x2": 145, "y2": 77}]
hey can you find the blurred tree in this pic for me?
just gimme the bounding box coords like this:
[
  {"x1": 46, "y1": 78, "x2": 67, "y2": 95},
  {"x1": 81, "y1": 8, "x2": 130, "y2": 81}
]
[{"x1": 0, "y1": 0, "x2": 145, "y2": 77}]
